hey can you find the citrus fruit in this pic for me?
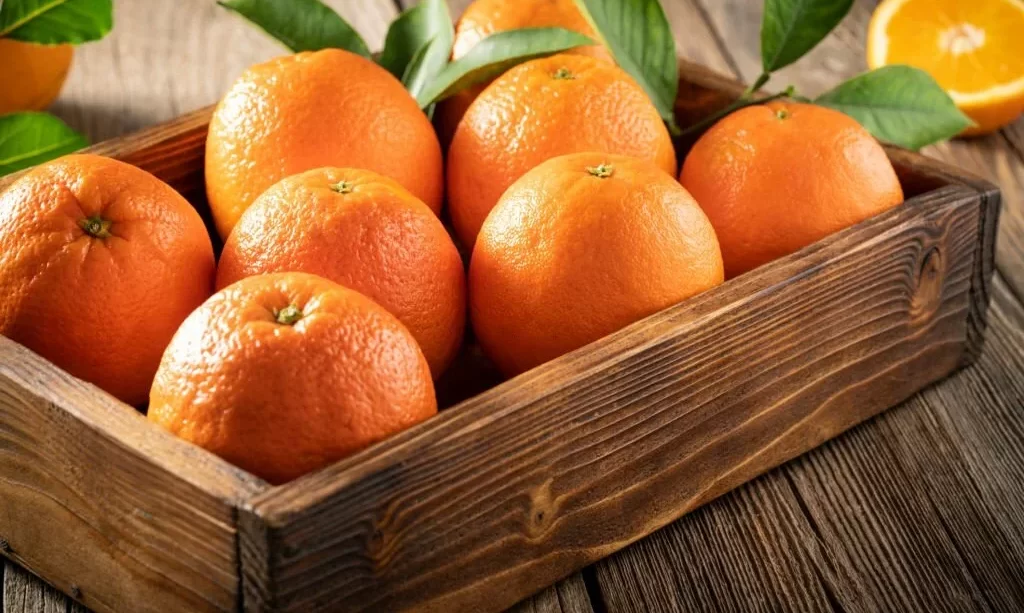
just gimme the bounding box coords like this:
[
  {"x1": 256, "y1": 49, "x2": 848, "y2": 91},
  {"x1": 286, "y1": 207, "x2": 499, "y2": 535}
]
[
  {"x1": 470, "y1": 152, "x2": 723, "y2": 377},
  {"x1": 205, "y1": 48, "x2": 443, "y2": 239},
  {"x1": 448, "y1": 53, "x2": 676, "y2": 248},
  {"x1": 437, "y1": 0, "x2": 613, "y2": 145},
  {"x1": 148, "y1": 272, "x2": 437, "y2": 484},
  {"x1": 867, "y1": 0, "x2": 1024, "y2": 135},
  {"x1": 0, "y1": 154, "x2": 215, "y2": 405},
  {"x1": 0, "y1": 39, "x2": 73, "y2": 114},
  {"x1": 680, "y1": 101, "x2": 904, "y2": 278},
  {"x1": 216, "y1": 167, "x2": 466, "y2": 378}
]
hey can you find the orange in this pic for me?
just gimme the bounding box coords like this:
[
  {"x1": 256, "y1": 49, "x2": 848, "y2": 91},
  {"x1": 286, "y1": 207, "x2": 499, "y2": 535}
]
[
  {"x1": 680, "y1": 101, "x2": 904, "y2": 278},
  {"x1": 437, "y1": 0, "x2": 613, "y2": 145},
  {"x1": 216, "y1": 167, "x2": 466, "y2": 378},
  {"x1": 0, "y1": 39, "x2": 73, "y2": 114},
  {"x1": 867, "y1": 0, "x2": 1024, "y2": 135},
  {"x1": 0, "y1": 154, "x2": 215, "y2": 405},
  {"x1": 148, "y1": 272, "x2": 437, "y2": 484},
  {"x1": 205, "y1": 49, "x2": 443, "y2": 239},
  {"x1": 448, "y1": 53, "x2": 676, "y2": 248},
  {"x1": 470, "y1": 153, "x2": 723, "y2": 377}
]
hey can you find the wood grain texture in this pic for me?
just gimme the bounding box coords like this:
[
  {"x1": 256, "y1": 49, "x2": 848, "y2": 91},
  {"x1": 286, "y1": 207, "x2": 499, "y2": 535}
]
[
  {"x1": 2, "y1": 565, "x2": 65, "y2": 613},
  {"x1": 593, "y1": 275, "x2": 1024, "y2": 613},
  {"x1": 240, "y1": 166, "x2": 990, "y2": 612},
  {"x1": 0, "y1": 336, "x2": 267, "y2": 613}
]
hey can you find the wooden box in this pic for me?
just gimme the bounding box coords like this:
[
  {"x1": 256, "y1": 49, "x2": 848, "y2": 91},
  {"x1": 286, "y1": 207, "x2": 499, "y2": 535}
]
[{"x1": 0, "y1": 59, "x2": 1000, "y2": 613}]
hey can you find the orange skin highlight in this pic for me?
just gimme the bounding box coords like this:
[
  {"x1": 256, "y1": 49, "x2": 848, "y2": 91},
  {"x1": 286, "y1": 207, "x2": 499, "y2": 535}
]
[
  {"x1": 437, "y1": 0, "x2": 613, "y2": 145},
  {"x1": 681, "y1": 102, "x2": 905, "y2": 278},
  {"x1": 0, "y1": 154, "x2": 215, "y2": 405},
  {"x1": 148, "y1": 272, "x2": 437, "y2": 485},
  {"x1": 471, "y1": 153, "x2": 724, "y2": 377},
  {"x1": 216, "y1": 168, "x2": 466, "y2": 378},
  {"x1": 205, "y1": 49, "x2": 443, "y2": 239},
  {"x1": 0, "y1": 40, "x2": 73, "y2": 114},
  {"x1": 448, "y1": 54, "x2": 677, "y2": 249}
]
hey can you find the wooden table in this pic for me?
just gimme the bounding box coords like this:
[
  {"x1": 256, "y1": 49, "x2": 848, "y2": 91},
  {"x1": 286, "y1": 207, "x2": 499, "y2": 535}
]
[{"x1": 5, "y1": 1, "x2": 1024, "y2": 611}]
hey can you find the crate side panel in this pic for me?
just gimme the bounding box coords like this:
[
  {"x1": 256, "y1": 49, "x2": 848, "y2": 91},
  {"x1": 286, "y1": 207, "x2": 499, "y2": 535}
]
[
  {"x1": 242, "y1": 185, "x2": 983, "y2": 613},
  {"x1": 0, "y1": 337, "x2": 265, "y2": 613}
]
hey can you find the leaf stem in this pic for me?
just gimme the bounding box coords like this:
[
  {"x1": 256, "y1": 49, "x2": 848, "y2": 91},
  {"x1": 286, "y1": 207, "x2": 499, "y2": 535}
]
[
  {"x1": 678, "y1": 83, "x2": 796, "y2": 138},
  {"x1": 743, "y1": 72, "x2": 772, "y2": 98}
]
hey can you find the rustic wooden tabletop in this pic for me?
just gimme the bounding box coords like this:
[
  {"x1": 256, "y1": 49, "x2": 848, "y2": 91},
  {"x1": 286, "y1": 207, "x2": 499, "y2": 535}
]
[{"x1": 4, "y1": 0, "x2": 1024, "y2": 611}]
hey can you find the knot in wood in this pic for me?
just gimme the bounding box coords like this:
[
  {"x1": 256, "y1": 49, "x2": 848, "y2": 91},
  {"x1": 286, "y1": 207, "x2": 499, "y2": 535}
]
[{"x1": 910, "y1": 247, "x2": 945, "y2": 324}]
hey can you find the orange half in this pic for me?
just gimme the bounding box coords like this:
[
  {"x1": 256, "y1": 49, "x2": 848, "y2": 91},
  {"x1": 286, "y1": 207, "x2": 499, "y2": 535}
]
[{"x1": 867, "y1": 0, "x2": 1024, "y2": 135}]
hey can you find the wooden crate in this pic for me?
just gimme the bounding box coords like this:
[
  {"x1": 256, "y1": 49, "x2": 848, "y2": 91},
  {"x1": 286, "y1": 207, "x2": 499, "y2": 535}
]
[{"x1": 0, "y1": 59, "x2": 1000, "y2": 613}]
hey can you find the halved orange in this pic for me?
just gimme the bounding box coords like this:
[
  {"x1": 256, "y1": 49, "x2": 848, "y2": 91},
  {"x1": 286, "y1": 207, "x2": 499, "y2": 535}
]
[{"x1": 867, "y1": 0, "x2": 1024, "y2": 135}]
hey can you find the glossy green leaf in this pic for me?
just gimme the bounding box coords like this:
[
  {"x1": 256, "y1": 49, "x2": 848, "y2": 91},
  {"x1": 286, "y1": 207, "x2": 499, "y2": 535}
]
[
  {"x1": 574, "y1": 0, "x2": 678, "y2": 127},
  {"x1": 0, "y1": 112, "x2": 88, "y2": 176},
  {"x1": 416, "y1": 27, "x2": 593, "y2": 108},
  {"x1": 815, "y1": 65, "x2": 974, "y2": 150},
  {"x1": 379, "y1": 0, "x2": 453, "y2": 81},
  {"x1": 0, "y1": 0, "x2": 113, "y2": 44},
  {"x1": 217, "y1": 0, "x2": 369, "y2": 56},
  {"x1": 761, "y1": 0, "x2": 852, "y2": 72},
  {"x1": 404, "y1": 35, "x2": 453, "y2": 102}
]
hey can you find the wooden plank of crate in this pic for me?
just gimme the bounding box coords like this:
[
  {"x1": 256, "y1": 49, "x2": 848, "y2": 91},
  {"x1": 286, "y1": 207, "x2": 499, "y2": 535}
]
[
  {"x1": 0, "y1": 336, "x2": 267, "y2": 613},
  {"x1": 592, "y1": 275, "x2": 1024, "y2": 613},
  {"x1": 239, "y1": 175, "x2": 989, "y2": 612}
]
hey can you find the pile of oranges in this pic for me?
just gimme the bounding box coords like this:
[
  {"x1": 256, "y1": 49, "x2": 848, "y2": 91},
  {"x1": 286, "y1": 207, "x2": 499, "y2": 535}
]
[{"x1": 0, "y1": 0, "x2": 904, "y2": 484}]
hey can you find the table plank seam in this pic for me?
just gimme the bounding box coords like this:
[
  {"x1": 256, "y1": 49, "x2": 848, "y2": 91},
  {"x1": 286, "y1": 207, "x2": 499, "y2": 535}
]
[
  {"x1": 779, "y1": 471, "x2": 846, "y2": 613},
  {"x1": 579, "y1": 567, "x2": 606, "y2": 613}
]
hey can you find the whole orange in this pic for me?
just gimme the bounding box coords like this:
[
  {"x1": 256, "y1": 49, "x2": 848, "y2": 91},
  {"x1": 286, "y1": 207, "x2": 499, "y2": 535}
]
[
  {"x1": 205, "y1": 49, "x2": 443, "y2": 239},
  {"x1": 148, "y1": 272, "x2": 437, "y2": 484},
  {"x1": 437, "y1": 0, "x2": 613, "y2": 145},
  {"x1": 680, "y1": 101, "x2": 905, "y2": 278},
  {"x1": 470, "y1": 153, "x2": 723, "y2": 377},
  {"x1": 216, "y1": 167, "x2": 466, "y2": 378},
  {"x1": 0, "y1": 154, "x2": 215, "y2": 405},
  {"x1": 0, "y1": 39, "x2": 73, "y2": 114},
  {"x1": 448, "y1": 53, "x2": 677, "y2": 248}
]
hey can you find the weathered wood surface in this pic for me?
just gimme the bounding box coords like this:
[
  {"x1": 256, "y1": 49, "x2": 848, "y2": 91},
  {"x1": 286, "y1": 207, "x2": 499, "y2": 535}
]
[
  {"x1": 3, "y1": 0, "x2": 1023, "y2": 612},
  {"x1": 0, "y1": 333, "x2": 267, "y2": 613}
]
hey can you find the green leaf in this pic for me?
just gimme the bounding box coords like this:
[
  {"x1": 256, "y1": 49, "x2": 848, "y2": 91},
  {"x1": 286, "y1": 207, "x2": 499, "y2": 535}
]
[
  {"x1": 379, "y1": 0, "x2": 453, "y2": 81},
  {"x1": 217, "y1": 0, "x2": 369, "y2": 56},
  {"x1": 761, "y1": 0, "x2": 852, "y2": 73},
  {"x1": 814, "y1": 65, "x2": 974, "y2": 150},
  {"x1": 0, "y1": 0, "x2": 113, "y2": 44},
  {"x1": 0, "y1": 112, "x2": 88, "y2": 176},
  {"x1": 573, "y1": 0, "x2": 678, "y2": 127},
  {"x1": 403, "y1": 34, "x2": 454, "y2": 100},
  {"x1": 416, "y1": 27, "x2": 593, "y2": 108}
]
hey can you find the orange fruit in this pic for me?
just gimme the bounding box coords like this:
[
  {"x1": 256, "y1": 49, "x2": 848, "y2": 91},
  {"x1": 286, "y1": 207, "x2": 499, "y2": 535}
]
[
  {"x1": 448, "y1": 53, "x2": 676, "y2": 248},
  {"x1": 867, "y1": 0, "x2": 1024, "y2": 135},
  {"x1": 680, "y1": 101, "x2": 904, "y2": 278},
  {"x1": 437, "y1": 0, "x2": 613, "y2": 145},
  {"x1": 0, "y1": 154, "x2": 215, "y2": 405},
  {"x1": 470, "y1": 153, "x2": 723, "y2": 377},
  {"x1": 216, "y1": 167, "x2": 466, "y2": 378},
  {"x1": 148, "y1": 272, "x2": 437, "y2": 484},
  {"x1": 0, "y1": 39, "x2": 73, "y2": 114},
  {"x1": 205, "y1": 49, "x2": 443, "y2": 239}
]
